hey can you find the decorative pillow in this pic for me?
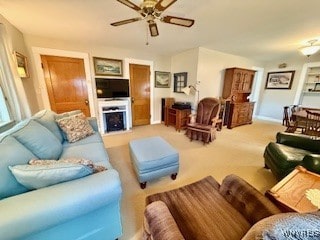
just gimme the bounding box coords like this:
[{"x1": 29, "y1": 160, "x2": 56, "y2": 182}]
[
  {"x1": 29, "y1": 158, "x2": 106, "y2": 173},
  {"x1": 56, "y1": 113, "x2": 94, "y2": 143},
  {"x1": 241, "y1": 212, "x2": 320, "y2": 240},
  {"x1": 12, "y1": 120, "x2": 63, "y2": 159},
  {"x1": 0, "y1": 136, "x2": 34, "y2": 199},
  {"x1": 8, "y1": 163, "x2": 93, "y2": 190}
]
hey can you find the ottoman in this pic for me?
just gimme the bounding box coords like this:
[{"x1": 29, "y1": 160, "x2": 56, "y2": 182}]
[{"x1": 129, "y1": 136, "x2": 179, "y2": 189}]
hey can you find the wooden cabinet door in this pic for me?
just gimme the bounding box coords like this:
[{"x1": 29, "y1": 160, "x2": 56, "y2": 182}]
[{"x1": 242, "y1": 70, "x2": 255, "y2": 92}]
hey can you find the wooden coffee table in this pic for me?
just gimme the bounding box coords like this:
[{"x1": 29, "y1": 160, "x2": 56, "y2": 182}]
[{"x1": 266, "y1": 166, "x2": 320, "y2": 213}]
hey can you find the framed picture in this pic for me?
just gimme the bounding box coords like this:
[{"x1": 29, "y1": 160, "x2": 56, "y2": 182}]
[
  {"x1": 265, "y1": 71, "x2": 295, "y2": 89},
  {"x1": 314, "y1": 83, "x2": 320, "y2": 91},
  {"x1": 155, "y1": 71, "x2": 171, "y2": 88},
  {"x1": 93, "y1": 57, "x2": 123, "y2": 76},
  {"x1": 174, "y1": 72, "x2": 188, "y2": 93},
  {"x1": 14, "y1": 51, "x2": 29, "y2": 78}
]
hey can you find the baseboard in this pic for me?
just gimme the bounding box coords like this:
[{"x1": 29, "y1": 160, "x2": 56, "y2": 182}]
[{"x1": 254, "y1": 115, "x2": 282, "y2": 123}]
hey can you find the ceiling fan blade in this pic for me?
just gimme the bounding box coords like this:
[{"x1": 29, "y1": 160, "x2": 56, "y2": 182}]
[
  {"x1": 149, "y1": 21, "x2": 159, "y2": 37},
  {"x1": 155, "y1": 0, "x2": 177, "y2": 12},
  {"x1": 116, "y1": 0, "x2": 141, "y2": 11},
  {"x1": 111, "y1": 17, "x2": 143, "y2": 26},
  {"x1": 161, "y1": 15, "x2": 194, "y2": 27}
]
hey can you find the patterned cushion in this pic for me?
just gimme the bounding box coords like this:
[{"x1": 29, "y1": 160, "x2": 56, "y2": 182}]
[
  {"x1": 56, "y1": 113, "x2": 94, "y2": 143},
  {"x1": 242, "y1": 212, "x2": 320, "y2": 240}
]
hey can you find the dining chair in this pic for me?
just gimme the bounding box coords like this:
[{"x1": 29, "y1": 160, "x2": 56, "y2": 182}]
[
  {"x1": 305, "y1": 110, "x2": 320, "y2": 137},
  {"x1": 283, "y1": 106, "x2": 296, "y2": 133},
  {"x1": 283, "y1": 105, "x2": 306, "y2": 133},
  {"x1": 185, "y1": 98, "x2": 220, "y2": 144}
]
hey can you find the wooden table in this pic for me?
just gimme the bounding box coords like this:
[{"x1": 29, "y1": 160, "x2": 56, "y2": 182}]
[
  {"x1": 266, "y1": 166, "x2": 320, "y2": 213},
  {"x1": 165, "y1": 107, "x2": 191, "y2": 132},
  {"x1": 292, "y1": 109, "x2": 320, "y2": 119}
]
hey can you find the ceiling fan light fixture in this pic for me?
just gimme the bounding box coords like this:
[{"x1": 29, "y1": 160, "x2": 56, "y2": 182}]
[
  {"x1": 299, "y1": 40, "x2": 320, "y2": 57},
  {"x1": 149, "y1": 21, "x2": 159, "y2": 37}
]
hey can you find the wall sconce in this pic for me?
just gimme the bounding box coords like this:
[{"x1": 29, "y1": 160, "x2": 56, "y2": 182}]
[{"x1": 299, "y1": 40, "x2": 320, "y2": 57}]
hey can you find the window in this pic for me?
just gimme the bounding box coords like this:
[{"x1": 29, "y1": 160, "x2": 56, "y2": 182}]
[
  {"x1": 173, "y1": 72, "x2": 188, "y2": 93},
  {"x1": 0, "y1": 71, "x2": 11, "y2": 126}
]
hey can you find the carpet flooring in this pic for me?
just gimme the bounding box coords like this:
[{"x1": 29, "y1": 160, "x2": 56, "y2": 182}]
[{"x1": 103, "y1": 120, "x2": 285, "y2": 240}]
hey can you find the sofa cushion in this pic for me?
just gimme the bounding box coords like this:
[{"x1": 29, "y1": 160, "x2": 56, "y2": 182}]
[
  {"x1": 0, "y1": 136, "x2": 35, "y2": 199},
  {"x1": 9, "y1": 163, "x2": 93, "y2": 190},
  {"x1": 61, "y1": 142, "x2": 112, "y2": 169},
  {"x1": 266, "y1": 142, "x2": 310, "y2": 167},
  {"x1": 32, "y1": 110, "x2": 64, "y2": 143},
  {"x1": 241, "y1": 211, "x2": 320, "y2": 240},
  {"x1": 12, "y1": 120, "x2": 62, "y2": 160},
  {"x1": 62, "y1": 131, "x2": 102, "y2": 146},
  {"x1": 56, "y1": 113, "x2": 94, "y2": 143}
]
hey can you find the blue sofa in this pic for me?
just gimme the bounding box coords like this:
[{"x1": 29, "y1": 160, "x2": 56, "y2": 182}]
[{"x1": 0, "y1": 110, "x2": 122, "y2": 240}]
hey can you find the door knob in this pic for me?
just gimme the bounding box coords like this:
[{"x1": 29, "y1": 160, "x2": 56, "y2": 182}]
[
  {"x1": 85, "y1": 99, "x2": 89, "y2": 105},
  {"x1": 131, "y1": 97, "x2": 135, "y2": 103}
]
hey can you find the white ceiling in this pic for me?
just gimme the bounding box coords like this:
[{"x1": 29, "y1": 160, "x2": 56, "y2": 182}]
[{"x1": 0, "y1": 0, "x2": 319, "y2": 62}]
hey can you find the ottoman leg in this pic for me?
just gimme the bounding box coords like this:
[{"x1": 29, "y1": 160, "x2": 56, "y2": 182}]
[
  {"x1": 140, "y1": 182, "x2": 147, "y2": 189},
  {"x1": 171, "y1": 173, "x2": 178, "y2": 180}
]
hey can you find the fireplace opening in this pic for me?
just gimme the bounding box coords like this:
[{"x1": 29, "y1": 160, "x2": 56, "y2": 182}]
[{"x1": 105, "y1": 112, "x2": 125, "y2": 132}]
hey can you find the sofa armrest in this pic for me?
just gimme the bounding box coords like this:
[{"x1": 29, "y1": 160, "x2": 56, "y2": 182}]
[
  {"x1": 0, "y1": 169, "x2": 122, "y2": 239},
  {"x1": 219, "y1": 174, "x2": 281, "y2": 225},
  {"x1": 276, "y1": 132, "x2": 320, "y2": 152},
  {"x1": 87, "y1": 117, "x2": 99, "y2": 132},
  {"x1": 144, "y1": 201, "x2": 185, "y2": 240},
  {"x1": 302, "y1": 154, "x2": 320, "y2": 174}
]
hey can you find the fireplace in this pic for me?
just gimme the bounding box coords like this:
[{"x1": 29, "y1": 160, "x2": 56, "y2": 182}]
[
  {"x1": 105, "y1": 112, "x2": 125, "y2": 132},
  {"x1": 98, "y1": 99, "x2": 130, "y2": 134}
]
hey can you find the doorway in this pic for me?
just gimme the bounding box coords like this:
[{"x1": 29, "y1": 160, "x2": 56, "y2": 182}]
[
  {"x1": 129, "y1": 63, "x2": 151, "y2": 126},
  {"x1": 41, "y1": 55, "x2": 90, "y2": 116}
]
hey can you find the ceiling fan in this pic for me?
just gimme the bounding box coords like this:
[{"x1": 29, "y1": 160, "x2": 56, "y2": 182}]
[{"x1": 111, "y1": 0, "x2": 195, "y2": 37}]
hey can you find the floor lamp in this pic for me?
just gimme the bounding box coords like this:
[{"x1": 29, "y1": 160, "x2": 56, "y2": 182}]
[{"x1": 182, "y1": 85, "x2": 200, "y2": 104}]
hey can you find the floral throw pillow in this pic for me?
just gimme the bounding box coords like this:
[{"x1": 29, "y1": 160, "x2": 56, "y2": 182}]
[{"x1": 56, "y1": 113, "x2": 94, "y2": 143}]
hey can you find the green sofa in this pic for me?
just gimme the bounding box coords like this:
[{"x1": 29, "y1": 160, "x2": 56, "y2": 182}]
[{"x1": 264, "y1": 132, "x2": 320, "y2": 181}]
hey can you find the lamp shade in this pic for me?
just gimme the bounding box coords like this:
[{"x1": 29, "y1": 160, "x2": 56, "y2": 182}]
[
  {"x1": 300, "y1": 45, "x2": 320, "y2": 56},
  {"x1": 182, "y1": 86, "x2": 191, "y2": 95}
]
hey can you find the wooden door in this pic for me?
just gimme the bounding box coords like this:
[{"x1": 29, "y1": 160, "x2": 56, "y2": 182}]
[
  {"x1": 41, "y1": 55, "x2": 90, "y2": 116},
  {"x1": 129, "y1": 64, "x2": 150, "y2": 126}
]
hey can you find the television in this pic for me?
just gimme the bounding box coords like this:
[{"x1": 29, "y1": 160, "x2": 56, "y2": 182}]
[{"x1": 95, "y1": 78, "x2": 130, "y2": 99}]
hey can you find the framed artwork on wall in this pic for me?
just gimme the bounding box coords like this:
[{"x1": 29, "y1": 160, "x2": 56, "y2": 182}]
[
  {"x1": 93, "y1": 57, "x2": 123, "y2": 76},
  {"x1": 14, "y1": 51, "x2": 29, "y2": 78},
  {"x1": 155, "y1": 71, "x2": 171, "y2": 88},
  {"x1": 265, "y1": 71, "x2": 295, "y2": 89},
  {"x1": 173, "y1": 72, "x2": 188, "y2": 93}
]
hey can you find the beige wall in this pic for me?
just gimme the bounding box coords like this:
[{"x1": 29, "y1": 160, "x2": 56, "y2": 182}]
[
  {"x1": 23, "y1": 34, "x2": 172, "y2": 123},
  {"x1": 197, "y1": 47, "x2": 263, "y2": 100},
  {"x1": 258, "y1": 54, "x2": 320, "y2": 120},
  {"x1": 0, "y1": 14, "x2": 38, "y2": 114},
  {"x1": 170, "y1": 48, "x2": 199, "y2": 109}
]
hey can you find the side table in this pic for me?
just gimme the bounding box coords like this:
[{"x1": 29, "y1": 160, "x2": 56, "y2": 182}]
[
  {"x1": 265, "y1": 166, "x2": 320, "y2": 213},
  {"x1": 165, "y1": 107, "x2": 191, "y2": 132}
]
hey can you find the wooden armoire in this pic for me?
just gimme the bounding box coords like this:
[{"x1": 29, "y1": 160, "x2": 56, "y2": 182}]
[{"x1": 222, "y1": 67, "x2": 256, "y2": 129}]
